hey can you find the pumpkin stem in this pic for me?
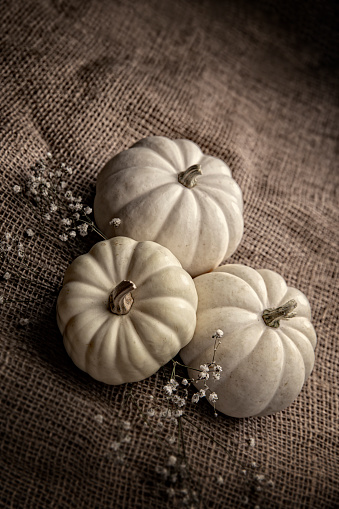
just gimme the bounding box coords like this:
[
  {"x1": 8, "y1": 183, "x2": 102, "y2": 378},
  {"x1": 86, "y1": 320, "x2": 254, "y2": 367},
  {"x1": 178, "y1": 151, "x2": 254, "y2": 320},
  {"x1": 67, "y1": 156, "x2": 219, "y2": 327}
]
[
  {"x1": 262, "y1": 299, "x2": 297, "y2": 328},
  {"x1": 109, "y1": 280, "x2": 137, "y2": 315},
  {"x1": 178, "y1": 164, "x2": 202, "y2": 188}
]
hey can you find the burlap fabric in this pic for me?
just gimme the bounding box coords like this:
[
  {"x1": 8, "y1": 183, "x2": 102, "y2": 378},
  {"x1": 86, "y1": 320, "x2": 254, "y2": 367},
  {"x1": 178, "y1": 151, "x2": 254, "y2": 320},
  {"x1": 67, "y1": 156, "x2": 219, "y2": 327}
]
[{"x1": 1, "y1": 0, "x2": 338, "y2": 507}]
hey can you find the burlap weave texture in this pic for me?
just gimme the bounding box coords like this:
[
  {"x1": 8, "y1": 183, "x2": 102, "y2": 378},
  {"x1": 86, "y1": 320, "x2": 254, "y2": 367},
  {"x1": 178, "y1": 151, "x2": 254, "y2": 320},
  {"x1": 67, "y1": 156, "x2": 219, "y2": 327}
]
[{"x1": 0, "y1": 0, "x2": 338, "y2": 508}]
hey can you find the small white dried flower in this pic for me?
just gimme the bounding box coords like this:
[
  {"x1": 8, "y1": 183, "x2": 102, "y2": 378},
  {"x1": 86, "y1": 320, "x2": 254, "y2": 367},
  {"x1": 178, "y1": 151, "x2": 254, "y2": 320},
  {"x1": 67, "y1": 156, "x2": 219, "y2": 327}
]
[
  {"x1": 13, "y1": 185, "x2": 21, "y2": 193},
  {"x1": 59, "y1": 233, "x2": 68, "y2": 242},
  {"x1": 197, "y1": 371, "x2": 209, "y2": 380},
  {"x1": 77, "y1": 223, "x2": 88, "y2": 237},
  {"x1": 208, "y1": 392, "x2": 218, "y2": 403},
  {"x1": 26, "y1": 229, "x2": 34, "y2": 237},
  {"x1": 181, "y1": 378, "x2": 188, "y2": 386},
  {"x1": 65, "y1": 190, "x2": 73, "y2": 201},
  {"x1": 122, "y1": 421, "x2": 131, "y2": 431},
  {"x1": 169, "y1": 378, "x2": 179, "y2": 389},
  {"x1": 66, "y1": 167, "x2": 73, "y2": 175},
  {"x1": 168, "y1": 455, "x2": 177, "y2": 466},
  {"x1": 74, "y1": 202, "x2": 83, "y2": 211},
  {"x1": 61, "y1": 218, "x2": 72, "y2": 226},
  {"x1": 167, "y1": 487, "x2": 175, "y2": 498},
  {"x1": 60, "y1": 181, "x2": 67, "y2": 189},
  {"x1": 50, "y1": 203, "x2": 58, "y2": 213},
  {"x1": 215, "y1": 329, "x2": 224, "y2": 338},
  {"x1": 249, "y1": 437, "x2": 255, "y2": 447},
  {"x1": 200, "y1": 364, "x2": 209, "y2": 372},
  {"x1": 163, "y1": 385, "x2": 173, "y2": 396},
  {"x1": 0, "y1": 296, "x2": 4, "y2": 304},
  {"x1": 109, "y1": 217, "x2": 121, "y2": 227},
  {"x1": 199, "y1": 389, "x2": 206, "y2": 398},
  {"x1": 18, "y1": 250, "x2": 25, "y2": 258},
  {"x1": 212, "y1": 371, "x2": 221, "y2": 380},
  {"x1": 110, "y1": 441, "x2": 120, "y2": 451},
  {"x1": 3, "y1": 272, "x2": 11, "y2": 280},
  {"x1": 94, "y1": 414, "x2": 103, "y2": 424},
  {"x1": 84, "y1": 206, "x2": 92, "y2": 215},
  {"x1": 46, "y1": 152, "x2": 52, "y2": 159},
  {"x1": 147, "y1": 408, "x2": 155, "y2": 417},
  {"x1": 192, "y1": 393, "x2": 200, "y2": 403},
  {"x1": 173, "y1": 409, "x2": 183, "y2": 417},
  {"x1": 155, "y1": 465, "x2": 168, "y2": 477},
  {"x1": 255, "y1": 474, "x2": 265, "y2": 482},
  {"x1": 68, "y1": 230, "x2": 76, "y2": 238},
  {"x1": 43, "y1": 213, "x2": 51, "y2": 221},
  {"x1": 216, "y1": 475, "x2": 224, "y2": 485}
]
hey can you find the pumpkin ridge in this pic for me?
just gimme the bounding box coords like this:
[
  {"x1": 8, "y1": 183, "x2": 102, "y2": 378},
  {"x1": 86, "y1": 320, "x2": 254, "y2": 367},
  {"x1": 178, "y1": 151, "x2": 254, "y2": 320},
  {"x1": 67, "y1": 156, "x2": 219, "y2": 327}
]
[
  {"x1": 202, "y1": 270, "x2": 265, "y2": 311},
  {"x1": 127, "y1": 314, "x2": 165, "y2": 371},
  {"x1": 192, "y1": 188, "x2": 229, "y2": 268},
  {"x1": 197, "y1": 305, "x2": 259, "y2": 318},
  {"x1": 172, "y1": 138, "x2": 202, "y2": 171},
  {"x1": 257, "y1": 269, "x2": 288, "y2": 308},
  {"x1": 121, "y1": 241, "x2": 139, "y2": 286},
  {"x1": 99, "y1": 164, "x2": 177, "y2": 186},
  {"x1": 130, "y1": 309, "x2": 182, "y2": 363},
  {"x1": 176, "y1": 187, "x2": 201, "y2": 269},
  {"x1": 88, "y1": 241, "x2": 124, "y2": 287},
  {"x1": 151, "y1": 186, "x2": 186, "y2": 245},
  {"x1": 254, "y1": 328, "x2": 307, "y2": 417},
  {"x1": 276, "y1": 327, "x2": 314, "y2": 381},
  {"x1": 62, "y1": 308, "x2": 109, "y2": 372},
  {"x1": 115, "y1": 316, "x2": 157, "y2": 381},
  {"x1": 136, "y1": 294, "x2": 197, "y2": 313},
  {"x1": 196, "y1": 179, "x2": 243, "y2": 209},
  {"x1": 225, "y1": 271, "x2": 267, "y2": 309},
  {"x1": 195, "y1": 190, "x2": 242, "y2": 260},
  {"x1": 135, "y1": 138, "x2": 184, "y2": 171},
  {"x1": 199, "y1": 154, "x2": 232, "y2": 177},
  {"x1": 213, "y1": 267, "x2": 267, "y2": 308},
  {"x1": 112, "y1": 182, "x2": 177, "y2": 224},
  {"x1": 90, "y1": 239, "x2": 128, "y2": 285},
  {"x1": 280, "y1": 317, "x2": 317, "y2": 349},
  {"x1": 84, "y1": 315, "x2": 120, "y2": 380},
  {"x1": 223, "y1": 325, "x2": 267, "y2": 375},
  {"x1": 133, "y1": 263, "x2": 182, "y2": 289},
  {"x1": 247, "y1": 328, "x2": 287, "y2": 417}
]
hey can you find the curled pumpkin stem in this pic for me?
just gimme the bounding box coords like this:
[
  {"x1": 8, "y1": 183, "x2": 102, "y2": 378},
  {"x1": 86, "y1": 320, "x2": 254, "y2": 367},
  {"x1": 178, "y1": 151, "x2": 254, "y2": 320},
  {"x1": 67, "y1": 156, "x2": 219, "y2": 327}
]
[
  {"x1": 109, "y1": 280, "x2": 137, "y2": 315},
  {"x1": 262, "y1": 299, "x2": 297, "y2": 328},
  {"x1": 178, "y1": 164, "x2": 202, "y2": 188}
]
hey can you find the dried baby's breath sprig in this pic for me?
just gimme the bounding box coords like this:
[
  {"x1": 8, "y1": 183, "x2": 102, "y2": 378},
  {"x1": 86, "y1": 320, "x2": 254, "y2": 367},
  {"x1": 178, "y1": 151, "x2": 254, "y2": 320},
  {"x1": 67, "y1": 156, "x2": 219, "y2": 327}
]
[
  {"x1": 167, "y1": 330, "x2": 224, "y2": 418},
  {"x1": 14, "y1": 153, "x2": 107, "y2": 244}
]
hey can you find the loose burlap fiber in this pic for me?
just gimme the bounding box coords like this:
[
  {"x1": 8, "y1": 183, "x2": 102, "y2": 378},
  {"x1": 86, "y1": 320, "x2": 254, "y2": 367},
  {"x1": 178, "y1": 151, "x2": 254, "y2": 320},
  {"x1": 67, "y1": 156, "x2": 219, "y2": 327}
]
[{"x1": 1, "y1": 0, "x2": 338, "y2": 508}]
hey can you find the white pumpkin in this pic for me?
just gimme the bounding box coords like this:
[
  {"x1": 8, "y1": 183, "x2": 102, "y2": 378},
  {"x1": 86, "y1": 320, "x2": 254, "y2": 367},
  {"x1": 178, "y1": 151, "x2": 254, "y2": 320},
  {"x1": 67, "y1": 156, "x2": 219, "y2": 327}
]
[
  {"x1": 56, "y1": 236, "x2": 198, "y2": 384},
  {"x1": 180, "y1": 264, "x2": 317, "y2": 418},
  {"x1": 94, "y1": 136, "x2": 243, "y2": 278}
]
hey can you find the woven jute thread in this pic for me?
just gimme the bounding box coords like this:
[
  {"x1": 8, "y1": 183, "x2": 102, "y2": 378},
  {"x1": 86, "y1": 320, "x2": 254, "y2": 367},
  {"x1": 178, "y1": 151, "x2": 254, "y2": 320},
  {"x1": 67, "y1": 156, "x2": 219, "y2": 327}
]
[{"x1": 0, "y1": 0, "x2": 338, "y2": 507}]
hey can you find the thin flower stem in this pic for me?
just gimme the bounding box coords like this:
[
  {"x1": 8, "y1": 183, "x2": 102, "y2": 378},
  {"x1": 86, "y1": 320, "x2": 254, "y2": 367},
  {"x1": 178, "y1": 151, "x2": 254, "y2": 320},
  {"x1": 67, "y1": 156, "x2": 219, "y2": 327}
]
[
  {"x1": 172, "y1": 359, "x2": 203, "y2": 373},
  {"x1": 182, "y1": 415, "x2": 227, "y2": 450}
]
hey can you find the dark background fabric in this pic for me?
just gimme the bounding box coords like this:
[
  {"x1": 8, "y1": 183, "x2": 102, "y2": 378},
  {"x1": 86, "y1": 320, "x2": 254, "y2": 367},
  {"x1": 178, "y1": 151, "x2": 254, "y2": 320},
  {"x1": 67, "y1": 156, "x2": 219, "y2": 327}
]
[{"x1": 0, "y1": 0, "x2": 338, "y2": 507}]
